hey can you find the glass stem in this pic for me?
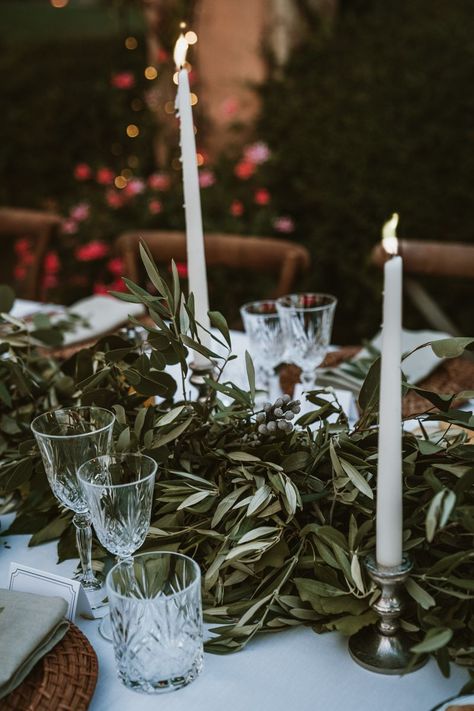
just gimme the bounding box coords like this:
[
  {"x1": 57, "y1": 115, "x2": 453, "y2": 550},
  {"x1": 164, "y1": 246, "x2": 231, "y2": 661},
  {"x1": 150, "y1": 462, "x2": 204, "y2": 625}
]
[
  {"x1": 301, "y1": 369, "x2": 315, "y2": 390},
  {"x1": 73, "y1": 512, "x2": 99, "y2": 588}
]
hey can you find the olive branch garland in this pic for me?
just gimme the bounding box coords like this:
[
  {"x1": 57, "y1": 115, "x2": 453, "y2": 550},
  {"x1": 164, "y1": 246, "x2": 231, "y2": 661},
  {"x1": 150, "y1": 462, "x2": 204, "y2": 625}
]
[{"x1": 0, "y1": 247, "x2": 473, "y2": 689}]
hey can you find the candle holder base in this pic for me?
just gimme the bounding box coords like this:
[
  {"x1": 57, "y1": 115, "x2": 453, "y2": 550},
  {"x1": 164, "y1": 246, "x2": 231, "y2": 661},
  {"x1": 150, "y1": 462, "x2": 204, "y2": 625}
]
[
  {"x1": 189, "y1": 360, "x2": 217, "y2": 402},
  {"x1": 348, "y1": 554, "x2": 428, "y2": 675}
]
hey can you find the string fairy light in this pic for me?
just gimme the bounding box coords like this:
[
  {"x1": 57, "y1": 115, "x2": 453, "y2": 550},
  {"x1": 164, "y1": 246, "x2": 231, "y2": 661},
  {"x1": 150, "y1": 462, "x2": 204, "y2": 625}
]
[
  {"x1": 185, "y1": 31, "x2": 198, "y2": 45},
  {"x1": 114, "y1": 176, "x2": 127, "y2": 189},
  {"x1": 126, "y1": 124, "x2": 140, "y2": 138},
  {"x1": 125, "y1": 36, "x2": 138, "y2": 50},
  {"x1": 144, "y1": 66, "x2": 158, "y2": 80}
]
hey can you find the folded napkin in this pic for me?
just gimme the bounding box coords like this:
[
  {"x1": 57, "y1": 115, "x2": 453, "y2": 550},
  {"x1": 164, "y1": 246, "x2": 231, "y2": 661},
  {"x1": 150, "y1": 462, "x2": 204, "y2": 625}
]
[
  {"x1": 0, "y1": 589, "x2": 69, "y2": 699},
  {"x1": 62, "y1": 294, "x2": 145, "y2": 346},
  {"x1": 318, "y1": 328, "x2": 450, "y2": 393},
  {"x1": 356, "y1": 328, "x2": 450, "y2": 383},
  {"x1": 10, "y1": 295, "x2": 145, "y2": 347}
]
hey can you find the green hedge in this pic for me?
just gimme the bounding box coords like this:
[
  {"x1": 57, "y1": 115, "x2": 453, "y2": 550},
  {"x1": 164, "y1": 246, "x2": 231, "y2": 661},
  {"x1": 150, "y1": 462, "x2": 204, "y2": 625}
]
[
  {"x1": 259, "y1": 0, "x2": 474, "y2": 342},
  {"x1": 0, "y1": 35, "x2": 155, "y2": 208}
]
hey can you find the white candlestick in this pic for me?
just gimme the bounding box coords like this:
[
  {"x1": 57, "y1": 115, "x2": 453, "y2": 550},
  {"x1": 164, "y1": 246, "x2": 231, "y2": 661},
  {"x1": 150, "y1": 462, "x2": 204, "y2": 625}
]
[
  {"x1": 376, "y1": 251, "x2": 403, "y2": 568},
  {"x1": 174, "y1": 36, "x2": 211, "y2": 367}
]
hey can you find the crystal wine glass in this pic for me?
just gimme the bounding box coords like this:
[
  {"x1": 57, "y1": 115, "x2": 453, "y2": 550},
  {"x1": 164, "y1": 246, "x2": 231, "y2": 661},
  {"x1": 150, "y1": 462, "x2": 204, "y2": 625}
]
[
  {"x1": 78, "y1": 452, "x2": 157, "y2": 639},
  {"x1": 240, "y1": 300, "x2": 286, "y2": 392},
  {"x1": 277, "y1": 293, "x2": 337, "y2": 389},
  {"x1": 31, "y1": 406, "x2": 115, "y2": 591}
]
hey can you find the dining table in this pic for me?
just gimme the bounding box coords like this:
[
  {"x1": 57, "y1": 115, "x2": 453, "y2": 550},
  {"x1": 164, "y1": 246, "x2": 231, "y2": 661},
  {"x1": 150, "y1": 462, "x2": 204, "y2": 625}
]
[{"x1": 0, "y1": 298, "x2": 470, "y2": 711}]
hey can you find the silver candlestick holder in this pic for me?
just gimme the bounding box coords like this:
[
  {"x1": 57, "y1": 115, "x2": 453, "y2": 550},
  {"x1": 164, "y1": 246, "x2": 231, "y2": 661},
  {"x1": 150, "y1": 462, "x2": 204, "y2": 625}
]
[
  {"x1": 189, "y1": 360, "x2": 217, "y2": 402},
  {"x1": 348, "y1": 553, "x2": 428, "y2": 674}
]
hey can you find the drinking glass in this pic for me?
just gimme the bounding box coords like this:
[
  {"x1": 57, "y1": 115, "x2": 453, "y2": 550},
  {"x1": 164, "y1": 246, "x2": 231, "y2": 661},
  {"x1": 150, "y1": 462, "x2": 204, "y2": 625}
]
[
  {"x1": 107, "y1": 552, "x2": 203, "y2": 694},
  {"x1": 277, "y1": 293, "x2": 337, "y2": 389},
  {"x1": 78, "y1": 453, "x2": 157, "y2": 639},
  {"x1": 240, "y1": 300, "x2": 286, "y2": 391},
  {"x1": 31, "y1": 406, "x2": 115, "y2": 591}
]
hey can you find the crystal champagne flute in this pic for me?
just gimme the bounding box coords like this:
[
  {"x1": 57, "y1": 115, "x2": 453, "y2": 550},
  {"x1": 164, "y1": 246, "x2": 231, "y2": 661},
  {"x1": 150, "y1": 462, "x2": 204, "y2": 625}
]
[
  {"x1": 31, "y1": 406, "x2": 115, "y2": 591},
  {"x1": 78, "y1": 452, "x2": 157, "y2": 639}
]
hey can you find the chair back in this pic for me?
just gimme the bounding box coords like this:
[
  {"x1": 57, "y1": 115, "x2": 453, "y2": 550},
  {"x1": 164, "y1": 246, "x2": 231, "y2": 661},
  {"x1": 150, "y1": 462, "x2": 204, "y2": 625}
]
[
  {"x1": 371, "y1": 239, "x2": 474, "y2": 335},
  {"x1": 0, "y1": 207, "x2": 62, "y2": 299},
  {"x1": 371, "y1": 239, "x2": 474, "y2": 278},
  {"x1": 115, "y1": 230, "x2": 311, "y2": 298}
]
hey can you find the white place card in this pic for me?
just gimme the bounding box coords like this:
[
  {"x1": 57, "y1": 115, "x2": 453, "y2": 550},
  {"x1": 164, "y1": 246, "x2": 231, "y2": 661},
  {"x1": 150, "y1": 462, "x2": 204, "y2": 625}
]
[{"x1": 8, "y1": 562, "x2": 94, "y2": 621}]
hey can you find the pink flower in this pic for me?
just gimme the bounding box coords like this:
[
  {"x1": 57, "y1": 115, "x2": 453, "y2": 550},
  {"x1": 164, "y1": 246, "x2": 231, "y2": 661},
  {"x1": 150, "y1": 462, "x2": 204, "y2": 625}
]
[
  {"x1": 76, "y1": 241, "x2": 109, "y2": 262},
  {"x1": 234, "y1": 160, "x2": 255, "y2": 180},
  {"x1": 198, "y1": 169, "x2": 215, "y2": 188},
  {"x1": 42, "y1": 274, "x2": 58, "y2": 290},
  {"x1": 230, "y1": 200, "x2": 244, "y2": 217},
  {"x1": 94, "y1": 280, "x2": 126, "y2": 295},
  {"x1": 274, "y1": 216, "x2": 295, "y2": 234},
  {"x1": 105, "y1": 189, "x2": 124, "y2": 209},
  {"x1": 148, "y1": 173, "x2": 171, "y2": 191},
  {"x1": 111, "y1": 72, "x2": 135, "y2": 90},
  {"x1": 14, "y1": 238, "x2": 31, "y2": 255},
  {"x1": 175, "y1": 262, "x2": 188, "y2": 278},
  {"x1": 244, "y1": 141, "x2": 271, "y2": 165},
  {"x1": 61, "y1": 219, "x2": 78, "y2": 235},
  {"x1": 109, "y1": 278, "x2": 127, "y2": 292},
  {"x1": 93, "y1": 282, "x2": 109, "y2": 295},
  {"x1": 74, "y1": 163, "x2": 92, "y2": 181},
  {"x1": 148, "y1": 199, "x2": 162, "y2": 215},
  {"x1": 197, "y1": 149, "x2": 209, "y2": 165},
  {"x1": 157, "y1": 48, "x2": 170, "y2": 63},
  {"x1": 70, "y1": 202, "x2": 90, "y2": 222},
  {"x1": 44, "y1": 251, "x2": 60, "y2": 274},
  {"x1": 107, "y1": 257, "x2": 124, "y2": 276},
  {"x1": 254, "y1": 188, "x2": 270, "y2": 206},
  {"x1": 14, "y1": 266, "x2": 26, "y2": 281},
  {"x1": 96, "y1": 167, "x2": 115, "y2": 185},
  {"x1": 124, "y1": 178, "x2": 145, "y2": 196}
]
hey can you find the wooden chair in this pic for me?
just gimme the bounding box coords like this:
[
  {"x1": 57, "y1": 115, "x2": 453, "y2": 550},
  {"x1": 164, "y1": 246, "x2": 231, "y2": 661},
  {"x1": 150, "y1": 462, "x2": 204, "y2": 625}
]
[
  {"x1": 0, "y1": 207, "x2": 62, "y2": 300},
  {"x1": 115, "y1": 230, "x2": 311, "y2": 298},
  {"x1": 371, "y1": 239, "x2": 474, "y2": 335}
]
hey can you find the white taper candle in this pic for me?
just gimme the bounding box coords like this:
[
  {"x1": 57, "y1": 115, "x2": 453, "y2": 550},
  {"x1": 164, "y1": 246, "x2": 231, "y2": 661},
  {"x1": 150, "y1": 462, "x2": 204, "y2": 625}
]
[{"x1": 376, "y1": 214, "x2": 403, "y2": 568}]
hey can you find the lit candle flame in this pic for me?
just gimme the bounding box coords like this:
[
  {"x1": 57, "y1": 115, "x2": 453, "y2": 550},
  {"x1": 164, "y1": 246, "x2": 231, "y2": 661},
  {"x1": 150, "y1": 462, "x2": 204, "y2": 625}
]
[
  {"x1": 382, "y1": 213, "x2": 399, "y2": 256},
  {"x1": 174, "y1": 33, "x2": 189, "y2": 69}
]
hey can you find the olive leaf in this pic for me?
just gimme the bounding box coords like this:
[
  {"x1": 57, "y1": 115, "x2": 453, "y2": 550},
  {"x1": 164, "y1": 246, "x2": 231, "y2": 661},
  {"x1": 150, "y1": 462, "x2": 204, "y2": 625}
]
[{"x1": 0, "y1": 285, "x2": 15, "y2": 313}]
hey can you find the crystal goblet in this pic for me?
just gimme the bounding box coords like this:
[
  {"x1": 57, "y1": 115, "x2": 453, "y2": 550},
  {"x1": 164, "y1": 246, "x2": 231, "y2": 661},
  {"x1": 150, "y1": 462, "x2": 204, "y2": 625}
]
[
  {"x1": 31, "y1": 406, "x2": 115, "y2": 591},
  {"x1": 277, "y1": 293, "x2": 337, "y2": 389},
  {"x1": 240, "y1": 300, "x2": 286, "y2": 392},
  {"x1": 78, "y1": 452, "x2": 157, "y2": 639},
  {"x1": 107, "y1": 552, "x2": 203, "y2": 694}
]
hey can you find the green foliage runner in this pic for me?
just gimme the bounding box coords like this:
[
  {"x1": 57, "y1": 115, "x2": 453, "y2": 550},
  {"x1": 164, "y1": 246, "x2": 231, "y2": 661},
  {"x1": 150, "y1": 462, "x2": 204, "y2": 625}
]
[{"x1": 0, "y1": 248, "x2": 473, "y2": 687}]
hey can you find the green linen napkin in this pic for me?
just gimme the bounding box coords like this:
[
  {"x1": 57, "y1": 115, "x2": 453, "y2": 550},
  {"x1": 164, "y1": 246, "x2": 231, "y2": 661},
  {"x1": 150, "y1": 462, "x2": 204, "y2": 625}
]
[{"x1": 0, "y1": 588, "x2": 69, "y2": 699}]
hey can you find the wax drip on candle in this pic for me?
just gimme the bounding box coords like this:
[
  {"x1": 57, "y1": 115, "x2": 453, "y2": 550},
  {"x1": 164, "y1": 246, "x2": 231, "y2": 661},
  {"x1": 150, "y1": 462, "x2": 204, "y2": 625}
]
[{"x1": 382, "y1": 213, "x2": 399, "y2": 256}]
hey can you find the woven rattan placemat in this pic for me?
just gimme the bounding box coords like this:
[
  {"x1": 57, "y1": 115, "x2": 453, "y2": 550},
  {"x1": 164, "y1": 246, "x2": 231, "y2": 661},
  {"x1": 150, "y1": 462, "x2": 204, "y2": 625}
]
[{"x1": 3, "y1": 623, "x2": 98, "y2": 711}]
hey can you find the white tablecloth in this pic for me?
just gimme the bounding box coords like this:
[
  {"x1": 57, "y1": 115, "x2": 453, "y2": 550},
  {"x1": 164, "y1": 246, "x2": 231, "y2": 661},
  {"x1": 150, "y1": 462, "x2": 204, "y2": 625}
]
[
  {"x1": 0, "y1": 521, "x2": 467, "y2": 711},
  {"x1": 1, "y1": 300, "x2": 469, "y2": 709}
]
